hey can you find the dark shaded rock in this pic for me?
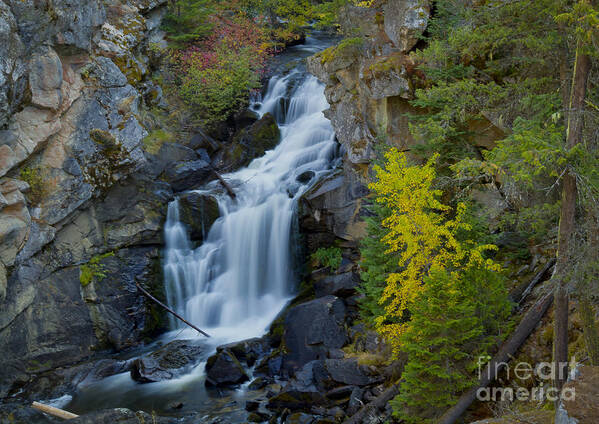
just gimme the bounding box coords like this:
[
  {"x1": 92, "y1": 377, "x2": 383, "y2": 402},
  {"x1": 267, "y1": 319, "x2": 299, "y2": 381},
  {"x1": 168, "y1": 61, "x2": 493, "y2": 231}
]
[
  {"x1": 130, "y1": 339, "x2": 202, "y2": 383},
  {"x1": 347, "y1": 386, "x2": 365, "y2": 416},
  {"x1": 214, "y1": 113, "x2": 280, "y2": 171},
  {"x1": 248, "y1": 411, "x2": 271, "y2": 422},
  {"x1": 254, "y1": 350, "x2": 283, "y2": 378},
  {"x1": 70, "y1": 408, "x2": 171, "y2": 423},
  {"x1": 168, "y1": 401, "x2": 184, "y2": 410},
  {"x1": 314, "y1": 272, "x2": 359, "y2": 298},
  {"x1": 282, "y1": 296, "x2": 348, "y2": 373},
  {"x1": 299, "y1": 169, "x2": 369, "y2": 251},
  {"x1": 246, "y1": 399, "x2": 260, "y2": 412},
  {"x1": 296, "y1": 170, "x2": 315, "y2": 184},
  {"x1": 248, "y1": 377, "x2": 270, "y2": 390},
  {"x1": 325, "y1": 385, "x2": 355, "y2": 400},
  {"x1": 205, "y1": 349, "x2": 249, "y2": 387},
  {"x1": 234, "y1": 108, "x2": 259, "y2": 130},
  {"x1": 178, "y1": 191, "x2": 220, "y2": 242},
  {"x1": 189, "y1": 129, "x2": 221, "y2": 153},
  {"x1": 267, "y1": 389, "x2": 327, "y2": 412},
  {"x1": 286, "y1": 412, "x2": 315, "y2": 424},
  {"x1": 217, "y1": 337, "x2": 271, "y2": 366},
  {"x1": 312, "y1": 359, "x2": 383, "y2": 391},
  {"x1": 163, "y1": 159, "x2": 212, "y2": 192}
]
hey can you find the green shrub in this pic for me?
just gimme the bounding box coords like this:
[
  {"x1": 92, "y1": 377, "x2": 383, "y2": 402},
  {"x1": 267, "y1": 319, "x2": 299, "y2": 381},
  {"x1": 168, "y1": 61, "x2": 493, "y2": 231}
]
[
  {"x1": 80, "y1": 252, "x2": 115, "y2": 287},
  {"x1": 178, "y1": 48, "x2": 260, "y2": 127},
  {"x1": 311, "y1": 246, "x2": 343, "y2": 270}
]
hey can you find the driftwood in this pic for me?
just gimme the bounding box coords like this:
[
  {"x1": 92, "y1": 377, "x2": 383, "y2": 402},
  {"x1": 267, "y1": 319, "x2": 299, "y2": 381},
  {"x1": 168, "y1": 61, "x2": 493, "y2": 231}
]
[
  {"x1": 517, "y1": 258, "x2": 556, "y2": 307},
  {"x1": 438, "y1": 292, "x2": 554, "y2": 424},
  {"x1": 135, "y1": 282, "x2": 210, "y2": 337},
  {"x1": 212, "y1": 169, "x2": 236, "y2": 199},
  {"x1": 32, "y1": 401, "x2": 79, "y2": 420},
  {"x1": 344, "y1": 384, "x2": 399, "y2": 424}
]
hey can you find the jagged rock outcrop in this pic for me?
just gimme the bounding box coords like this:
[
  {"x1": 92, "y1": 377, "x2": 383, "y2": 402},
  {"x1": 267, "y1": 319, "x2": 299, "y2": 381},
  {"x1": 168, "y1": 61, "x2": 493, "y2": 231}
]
[{"x1": 0, "y1": 0, "x2": 193, "y2": 399}]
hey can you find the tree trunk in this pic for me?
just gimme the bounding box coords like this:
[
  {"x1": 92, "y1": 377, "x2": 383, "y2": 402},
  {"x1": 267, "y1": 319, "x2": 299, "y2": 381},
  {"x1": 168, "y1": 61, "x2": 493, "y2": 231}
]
[
  {"x1": 580, "y1": 296, "x2": 599, "y2": 365},
  {"x1": 553, "y1": 31, "x2": 592, "y2": 392}
]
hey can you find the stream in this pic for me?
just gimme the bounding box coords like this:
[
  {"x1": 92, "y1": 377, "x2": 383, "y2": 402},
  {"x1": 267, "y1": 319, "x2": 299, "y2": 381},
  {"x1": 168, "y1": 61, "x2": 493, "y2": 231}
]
[{"x1": 61, "y1": 34, "x2": 339, "y2": 422}]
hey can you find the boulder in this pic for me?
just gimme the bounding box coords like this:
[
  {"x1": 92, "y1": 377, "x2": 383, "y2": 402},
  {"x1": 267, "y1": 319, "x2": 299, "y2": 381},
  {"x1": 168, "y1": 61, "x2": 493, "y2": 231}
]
[
  {"x1": 217, "y1": 337, "x2": 271, "y2": 367},
  {"x1": 205, "y1": 349, "x2": 249, "y2": 387},
  {"x1": 311, "y1": 359, "x2": 383, "y2": 391},
  {"x1": 178, "y1": 191, "x2": 220, "y2": 243},
  {"x1": 70, "y1": 408, "x2": 171, "y2": 424},
  {"x1": 188, "y1": 128, "x2": 221, "y2": 153},
  {"x1": 314, "y1": 272, "x2": 360, "y2": 298},
  {"x1": 215, "y1": 112, "x2": 280, "y2": 171},
  {"x1": 130, "y1": 339, "x2": 203, "y2": 383},
  {"x1": 383, "y1": 0, "x2": 431, "y2": 52},
  {"x1": 299, "y1": 169, "x2": 369, "y2": 250},
  {"x1": 282, "y1": 296, "x2": 348, "y2": 373},
  {"x1": 163, "y1": 159, "x2": 212, "y2": 192}
]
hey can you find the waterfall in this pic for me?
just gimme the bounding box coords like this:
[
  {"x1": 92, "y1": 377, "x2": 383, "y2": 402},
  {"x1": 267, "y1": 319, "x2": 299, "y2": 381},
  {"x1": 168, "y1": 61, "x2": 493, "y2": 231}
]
[{"x1": 163, "y1": 72, "x2": 337, "y2": 342}]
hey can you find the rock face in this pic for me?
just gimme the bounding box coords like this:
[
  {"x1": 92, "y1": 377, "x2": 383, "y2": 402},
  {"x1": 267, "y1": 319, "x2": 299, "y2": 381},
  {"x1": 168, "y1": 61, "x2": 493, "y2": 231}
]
[
  {"x1": 0, "y1": 0, "x2": 184, "y2": 399},
  {"x1": 178, "y1": 191, "x2": 221, "y2": 242},
  {"x1": 556, "y1": 366, "x2": 599, "y2": 424}
]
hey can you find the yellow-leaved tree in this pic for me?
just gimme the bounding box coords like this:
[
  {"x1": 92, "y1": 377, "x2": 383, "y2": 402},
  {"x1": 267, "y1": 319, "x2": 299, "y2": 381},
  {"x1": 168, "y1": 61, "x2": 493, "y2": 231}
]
[{"x1": 369, "y1": 148, "x2": 501, "y2": 354}]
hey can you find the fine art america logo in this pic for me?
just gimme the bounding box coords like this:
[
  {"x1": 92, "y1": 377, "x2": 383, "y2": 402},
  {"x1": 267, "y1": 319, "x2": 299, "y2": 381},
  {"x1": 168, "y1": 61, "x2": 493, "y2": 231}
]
[{"x1": 476, "y1": 356, "x2": 578, "y2": 402}]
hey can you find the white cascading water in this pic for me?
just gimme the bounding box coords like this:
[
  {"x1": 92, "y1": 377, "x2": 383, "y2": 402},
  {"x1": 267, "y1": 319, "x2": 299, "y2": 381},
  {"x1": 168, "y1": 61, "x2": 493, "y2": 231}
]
[{"x1": 163, "y1": 71, "x2": 337, "y2": 343}]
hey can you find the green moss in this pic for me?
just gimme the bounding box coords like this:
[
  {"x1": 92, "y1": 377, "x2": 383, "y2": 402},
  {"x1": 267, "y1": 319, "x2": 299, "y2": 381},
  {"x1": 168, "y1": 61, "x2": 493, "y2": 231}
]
[
  {"x1": 80, "y1": 252, "x2": 114, "y2": 287},
  {"x1": 20, "y1": 166, "x2": 47, "y2": 205},
  {"x1": 142, "y1": 129, "x2": 176, "y2": 155},
  {"x1": 318, "y1": 37, "x2": 364, "y2": 64}
]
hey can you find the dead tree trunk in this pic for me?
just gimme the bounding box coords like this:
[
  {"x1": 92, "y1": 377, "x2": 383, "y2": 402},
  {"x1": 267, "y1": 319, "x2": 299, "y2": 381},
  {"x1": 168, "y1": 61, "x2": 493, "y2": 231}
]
[
  {"x1": 554, "y1": 31, "x2": 592, "y2": 391},
  {"x1": 344, "y1": 384, "x2": 399, "y2": 424},
  {"x1": 136, "y1": 283, "x2": 211, "y2": 337},
  {"x1": 438, "y1": 292, "x2": 554, "y2": 424}
]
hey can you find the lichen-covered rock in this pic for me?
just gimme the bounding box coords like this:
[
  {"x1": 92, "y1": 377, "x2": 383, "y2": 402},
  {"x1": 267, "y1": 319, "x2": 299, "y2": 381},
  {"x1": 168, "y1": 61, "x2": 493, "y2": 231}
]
[{"x1": 383, "y1": 0, "x2": 430, "y2": 52}]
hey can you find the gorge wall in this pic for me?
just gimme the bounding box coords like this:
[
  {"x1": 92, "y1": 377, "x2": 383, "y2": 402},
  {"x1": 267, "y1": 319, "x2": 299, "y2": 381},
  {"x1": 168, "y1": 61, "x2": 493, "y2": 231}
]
[{"x1": 0, "y1": 0, "x2": 182, "y2": 397}]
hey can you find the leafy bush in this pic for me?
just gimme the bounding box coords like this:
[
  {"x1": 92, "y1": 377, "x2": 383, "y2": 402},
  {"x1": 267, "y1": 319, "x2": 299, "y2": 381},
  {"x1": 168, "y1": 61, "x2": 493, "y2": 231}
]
[
  {"x1": 311, "y1": 246, "x2": 342, "y2": 270},
  {"x1": 178, "y1": 48, "x2": 261, "y2": 126},
  {"x1": 80, "y1": 252, "x2": 115, "y2": 287}
]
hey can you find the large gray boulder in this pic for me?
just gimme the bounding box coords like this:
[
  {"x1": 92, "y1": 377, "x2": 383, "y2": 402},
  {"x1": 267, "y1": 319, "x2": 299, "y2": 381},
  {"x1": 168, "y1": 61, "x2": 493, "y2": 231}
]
[
  {"x1": 205, "y1": 349, "x2": 249, "y2": 387},
  {"x1": 383, "y1": 0, "x2": 431, "y2": 52},
  {"x1": 282, "y1": 296, "x2": 348, "y2": 373},
  {"x1": 130, "y1": 340, "x2": 203, "y2": 383}
]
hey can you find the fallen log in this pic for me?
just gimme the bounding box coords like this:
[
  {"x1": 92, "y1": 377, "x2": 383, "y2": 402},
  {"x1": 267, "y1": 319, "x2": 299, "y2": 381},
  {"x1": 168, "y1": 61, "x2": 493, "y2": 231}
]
[
  {"x1": 344, "y1": 384, "x2": 399, "y2": 424},
  {"x1": 32, "y1": 401, "x2": 79, "y2": 420},
  {"x1": 517, "y1": 258, "x2": 556, "y2": 307},
  {"x1": 212, "y1": 169, "x2": 236, "y2": 199},
  {"x1": 438, "y1": 292, "x2": 554, "y2": 424},
  {"x1": 135, "y1": 282, "x2": 210, "y2": 337}
]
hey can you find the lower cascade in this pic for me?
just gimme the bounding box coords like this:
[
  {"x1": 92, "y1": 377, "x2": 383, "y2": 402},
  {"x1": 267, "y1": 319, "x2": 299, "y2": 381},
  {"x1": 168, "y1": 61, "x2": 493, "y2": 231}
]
[{"x1": 164, "y1": 71, "x2": 337, "y2": 342}]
